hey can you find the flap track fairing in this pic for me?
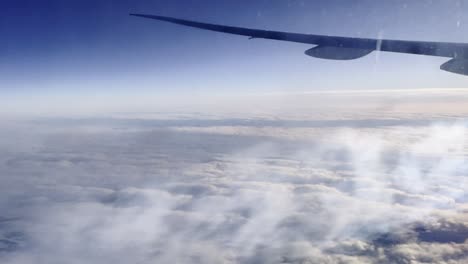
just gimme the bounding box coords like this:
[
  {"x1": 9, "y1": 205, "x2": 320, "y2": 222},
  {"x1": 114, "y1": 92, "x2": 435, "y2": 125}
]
[
  {"x1": 305, "y1": 46, "x2": 374, "y2": 60},
  {"x1": 440, "y1": 58, "x2": 468, "y2": 76}
]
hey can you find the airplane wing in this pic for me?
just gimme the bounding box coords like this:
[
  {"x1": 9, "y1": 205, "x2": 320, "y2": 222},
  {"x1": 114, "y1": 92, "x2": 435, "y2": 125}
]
[{"x1": 130, "y1": 13, "x2": 468, "y2": 76}]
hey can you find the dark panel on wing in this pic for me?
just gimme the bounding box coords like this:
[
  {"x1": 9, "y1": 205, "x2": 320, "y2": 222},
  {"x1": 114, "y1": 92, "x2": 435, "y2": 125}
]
[{"x1": 305, "y1": 46, "x2": 373, "y2": 60}]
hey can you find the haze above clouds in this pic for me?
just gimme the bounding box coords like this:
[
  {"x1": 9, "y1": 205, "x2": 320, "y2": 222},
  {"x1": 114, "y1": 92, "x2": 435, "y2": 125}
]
[{"x1": 1, "y1": 91, "x2": 468, "y2": 263}]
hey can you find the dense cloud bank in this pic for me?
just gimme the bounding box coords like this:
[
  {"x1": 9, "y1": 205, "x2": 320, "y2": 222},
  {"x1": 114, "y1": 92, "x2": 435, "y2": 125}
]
[{"x1": 0, "y1": 116, "x2": 467, "y2": 263}]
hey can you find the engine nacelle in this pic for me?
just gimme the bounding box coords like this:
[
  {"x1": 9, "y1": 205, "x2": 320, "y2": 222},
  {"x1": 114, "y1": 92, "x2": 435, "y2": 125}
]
[{"x1": 305, "y1": 46, "x2": 373, "y2": 60}]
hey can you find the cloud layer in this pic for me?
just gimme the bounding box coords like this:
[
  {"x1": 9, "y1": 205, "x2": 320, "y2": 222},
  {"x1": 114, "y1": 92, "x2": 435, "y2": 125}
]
[{"x1": 0, "y1": 102, "x2": 467, "y2": 263}]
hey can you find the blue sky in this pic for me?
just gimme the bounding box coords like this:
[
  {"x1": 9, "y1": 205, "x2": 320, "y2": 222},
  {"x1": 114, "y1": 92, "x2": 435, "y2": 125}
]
[{"x1": 2, "y1": 0, "x2": 468, "y2": 99}]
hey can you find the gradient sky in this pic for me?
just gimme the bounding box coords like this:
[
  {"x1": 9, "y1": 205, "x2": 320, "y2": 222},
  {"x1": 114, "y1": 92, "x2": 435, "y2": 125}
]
[{"x1": 2, "y1": 0, "x2": 468, "y2": 99}]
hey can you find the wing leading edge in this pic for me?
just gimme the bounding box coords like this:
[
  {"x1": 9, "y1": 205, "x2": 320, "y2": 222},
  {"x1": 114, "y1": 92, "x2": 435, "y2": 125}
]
[{"x1": 130, "y1": 13, "x2": 468, "y2": 76}]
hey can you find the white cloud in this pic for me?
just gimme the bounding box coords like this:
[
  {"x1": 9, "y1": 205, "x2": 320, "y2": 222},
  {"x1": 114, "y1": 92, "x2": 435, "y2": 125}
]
[{"x1": 0, "y1": 102, "x2": 467, "y2": 263}]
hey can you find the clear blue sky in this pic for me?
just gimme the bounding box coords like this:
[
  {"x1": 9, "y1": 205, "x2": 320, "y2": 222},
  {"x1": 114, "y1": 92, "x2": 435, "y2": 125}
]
[{"x1": 2, "y1": 0, "x2": 468, "y2": 99}]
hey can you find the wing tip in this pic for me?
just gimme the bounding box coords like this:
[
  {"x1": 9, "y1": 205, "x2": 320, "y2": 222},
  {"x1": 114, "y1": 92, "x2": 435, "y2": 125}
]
[
  {"x1": 129, "y1": 13, "x2": 156, "y2": 18},
  {"x1": 129, "y1": 13, "x2": 144, "y2": 17},
  {"x1": 129, "y1": 13, "x2": 169, "y2": 21}
]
